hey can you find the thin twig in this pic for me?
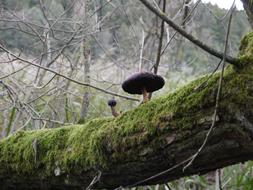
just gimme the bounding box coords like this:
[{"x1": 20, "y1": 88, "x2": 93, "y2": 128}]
[
  {"x1": 0, "y1": 46, "x2": 140, "y2": 102},
  {"x1": 124, "y1": 157, "x2": 193, "y2": 188},
  {"x1": 0, "y1": 64, "x2": 30, "y2": 80},
  {"x1": 153, "y1": 0, "x2": 166, "y2": 75},
  {"x1": 138, "y1": 0, "x2": 238, "y2": 66},
  {"x1": 139, "y1": 29, "x2": 145, "y2": 72},
  {"x1": 165, "y1": 183, "x2": 173, "y2": 190},
  {"x1": 160, "y1": 0, "x2": 201, "y2": 56},
  {"x1": 149, "y1": 0, "x2": 166, "y2": 99},
  {"x1": 86, "y1": 171, "x2": 102, "y2": 190},
  {"x1": 194, "y1": 59, "x2": 222, "y2": 91},
  {"x1": 215, "y1": 169, "x2": 223, "y2": 190}
]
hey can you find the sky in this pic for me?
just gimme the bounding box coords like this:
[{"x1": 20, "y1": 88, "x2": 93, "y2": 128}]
[{"x1": 201, "y1": 0, "x2": 244, "y2": 10}]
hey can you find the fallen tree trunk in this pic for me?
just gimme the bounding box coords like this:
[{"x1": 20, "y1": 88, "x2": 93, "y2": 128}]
[{"x1": 0, "y1": 33, "x2": 253, "y2": 190}]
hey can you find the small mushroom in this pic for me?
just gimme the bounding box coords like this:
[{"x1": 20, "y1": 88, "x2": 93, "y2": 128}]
[
  {"x1": 107, "y1": 99, "x2": 119, "y2": 117},
  {"x1": 122, "y1": 72, "x2": 165, "y2": 102}
]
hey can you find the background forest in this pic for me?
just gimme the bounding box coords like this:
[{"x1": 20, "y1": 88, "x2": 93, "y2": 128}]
[{"x1": 0, "y1": 0, "x2": 252, "y2": 189}]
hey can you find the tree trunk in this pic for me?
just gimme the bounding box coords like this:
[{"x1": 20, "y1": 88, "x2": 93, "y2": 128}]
[
  {"x1": 78, "y1": 40, "x2": 91, "y2": 123},
  {"x1": 0, "y1": 33, "x2": 253, "y2": 190},
  {"x1": 78, "y1": 1, "x2": 91, "y2": 123},
  {"x1": 241, "y1": 0, "x2": 253, "y2": 29}
]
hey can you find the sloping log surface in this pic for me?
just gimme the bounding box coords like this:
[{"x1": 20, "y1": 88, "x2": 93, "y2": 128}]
[{"x1": 0, "y1": 33, "x2": 253, "y2": 190}]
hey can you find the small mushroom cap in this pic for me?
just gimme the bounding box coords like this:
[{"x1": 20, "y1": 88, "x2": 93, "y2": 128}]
[
  {"x1": 122, "y1": 72, "x2": 165, "y2": 94},
  {"x1": 108, "y1": 99, "x2": 117, "y2": 107}
]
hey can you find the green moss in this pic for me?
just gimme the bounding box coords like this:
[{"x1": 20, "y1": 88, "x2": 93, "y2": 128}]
[
  {"x1": 0, "y1": 119, "x2": 112, "y2": 177},
  {"x1": 0, "y1": 68, "x2": 250, "y2": 178},
  {"x1": 237, "y1": 32, "x2": 253, "y2": 68},
  {"x1": 0, "y1": 69, "x2": 233, "y2": 177},
  {"x1": 239, "y1": 32, "x2": 253, "y2": 57},
  {"x1": 1, "y1": 32, "x2": 253, "y2": 179}
]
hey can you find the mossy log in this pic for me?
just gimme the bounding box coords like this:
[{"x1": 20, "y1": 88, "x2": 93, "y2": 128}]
[{"x1": 1, "y1": 33, "x2": 253, "y2": 190}]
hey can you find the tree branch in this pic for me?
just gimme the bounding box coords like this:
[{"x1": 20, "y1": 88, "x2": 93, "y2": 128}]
[
  {"x1": 0, "y1": 47, "x2": 253, "y2": 189},
  {"x1": 138, "y1": 0, "x2": 239, "y2": 66},
  {"x1": 0, "y1": 46, "x2": 139, "y2": 102}
]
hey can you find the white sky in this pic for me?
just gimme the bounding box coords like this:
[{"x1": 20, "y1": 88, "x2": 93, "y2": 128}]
[{"x1": 201, "y1": 0, "x2": 244, "y2": 10}]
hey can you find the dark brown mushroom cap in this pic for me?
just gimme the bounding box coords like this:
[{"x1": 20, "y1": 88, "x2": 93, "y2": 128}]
[
  {"x1": 122, "y1": 72, "x2": 165, "y2": 94},
  {"x1": 108, "y1": 99, "x2": 117, "y2": 107}
]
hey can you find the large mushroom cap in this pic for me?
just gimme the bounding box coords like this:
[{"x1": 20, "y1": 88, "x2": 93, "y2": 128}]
[
  {"x1": 122, "y1": 72, "x2": 165, "y2": 94},
  {"x1": 108, "y1": 99, "x2": 117, "y2": 107}
]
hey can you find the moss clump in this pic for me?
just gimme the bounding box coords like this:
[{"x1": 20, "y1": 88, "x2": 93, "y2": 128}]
[
  {"x1": 0, "y1": 119, "x2": 112, "y2": 177},
  {"x1": 237, "y1": 32, "x2": 253, "y2": 68},
  {"x1": 239, "y1": 32, "x2": 253, "y2": 57},
  {"x1": 0, "y1": 32, "x2": 253, "y2": 180}
]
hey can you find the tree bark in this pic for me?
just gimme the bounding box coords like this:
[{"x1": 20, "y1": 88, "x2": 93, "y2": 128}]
[
  {"x1": 0, "y1": 34, "x2": 253, "y2": 190},
  {"x1": 79, "y1": 40, "x2": 91, "y2": 122},
  {"x1": 241, "y1": 0, "x2": 253, "y2": 29}
]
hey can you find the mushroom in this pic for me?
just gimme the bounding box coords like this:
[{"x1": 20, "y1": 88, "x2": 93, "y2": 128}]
[
  {"x1": 122, "y1": 72, "x2": 165, "y2": 102},
  {"x1": 107, "y1": 99, "x2": 119, "y2": 117}
]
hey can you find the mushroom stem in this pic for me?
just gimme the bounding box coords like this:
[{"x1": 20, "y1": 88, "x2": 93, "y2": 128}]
[
  {"x1": 142, "y1": 88, "x2": 149, "y2": 102},
  {"x1": 110, "y1": 106, "x2": 118, "y2": 117}
]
